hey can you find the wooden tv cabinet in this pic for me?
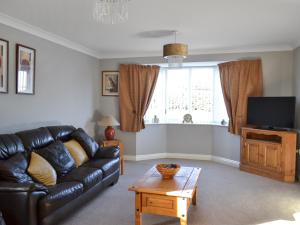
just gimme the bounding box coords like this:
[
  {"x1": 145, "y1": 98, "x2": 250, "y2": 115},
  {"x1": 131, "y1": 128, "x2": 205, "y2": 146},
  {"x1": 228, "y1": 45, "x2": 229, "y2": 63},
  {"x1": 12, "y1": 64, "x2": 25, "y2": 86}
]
[{"x1": 240, "y1": 127, "x2": 297, "y2": 182}]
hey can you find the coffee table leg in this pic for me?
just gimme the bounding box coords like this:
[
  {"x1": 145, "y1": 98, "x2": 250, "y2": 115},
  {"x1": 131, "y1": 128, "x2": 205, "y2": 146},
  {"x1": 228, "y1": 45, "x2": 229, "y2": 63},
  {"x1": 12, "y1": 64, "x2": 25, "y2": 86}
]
[
  {"x1": 179, "y1": 197, "x2": 188, "y2": 225},
  {"x1": 180, "y1": 216, "x2": 187, "y2": 225},
  {"x1": 192, "y1": 186, "x2": 197, "y2": 206},
  {"x1": 135, "y1": 192, "x2": 142, "y2": 225}
]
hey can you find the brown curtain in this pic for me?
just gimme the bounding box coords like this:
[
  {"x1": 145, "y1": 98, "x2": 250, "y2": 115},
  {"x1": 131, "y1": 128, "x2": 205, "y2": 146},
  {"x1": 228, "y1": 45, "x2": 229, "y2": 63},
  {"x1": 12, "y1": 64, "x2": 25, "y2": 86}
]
[
  {"x1": 218, "y1": 59, "x2": 263, "y2": 135},
  {"x1": 119, "y1": 64, "x2": 160, "y2": 132}
]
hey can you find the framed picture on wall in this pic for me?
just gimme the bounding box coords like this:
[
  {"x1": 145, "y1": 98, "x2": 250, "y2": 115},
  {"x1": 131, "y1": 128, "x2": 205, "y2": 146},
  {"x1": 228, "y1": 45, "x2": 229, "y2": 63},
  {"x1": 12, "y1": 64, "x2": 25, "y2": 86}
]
[
  {"x1": 16, "y1": 44, "x2": 36, "y2": 95},
  {"x1": 102, "y1": 71, "x2": 119, "y2": 96},
  {"x1": 0, "y1": 39, "x2": 9, "y2": 93}
]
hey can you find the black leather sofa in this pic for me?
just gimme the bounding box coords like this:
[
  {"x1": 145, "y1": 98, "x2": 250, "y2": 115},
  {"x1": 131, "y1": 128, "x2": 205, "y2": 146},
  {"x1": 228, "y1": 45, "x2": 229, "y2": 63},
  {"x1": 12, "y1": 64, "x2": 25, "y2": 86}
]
[{"x1": 0, "y1": 126, "x2": 120, "y2": 225}]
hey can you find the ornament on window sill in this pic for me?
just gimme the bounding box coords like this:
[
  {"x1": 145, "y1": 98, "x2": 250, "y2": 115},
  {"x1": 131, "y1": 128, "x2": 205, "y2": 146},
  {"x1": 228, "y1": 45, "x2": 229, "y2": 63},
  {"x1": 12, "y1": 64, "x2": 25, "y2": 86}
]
[
  {"x1": 183, "y1": 114, "x2": 193, "y2": 124},
  {"x1": 153, "y1": 115, "x2": 159, "y2": 123},
  {"x1": 221, "y1": 119, "x2": 227, "y2": 125}
]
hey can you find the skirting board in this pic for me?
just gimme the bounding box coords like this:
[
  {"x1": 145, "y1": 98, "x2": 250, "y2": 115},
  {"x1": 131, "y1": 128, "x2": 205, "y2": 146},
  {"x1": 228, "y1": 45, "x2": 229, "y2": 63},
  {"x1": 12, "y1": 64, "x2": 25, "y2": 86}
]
[
  {"x1": 211, "y1": 156, "x2": 240, "y2": 168},
  {"x1": 124, "y1": 153, "x2": 240, "y2": 168}
]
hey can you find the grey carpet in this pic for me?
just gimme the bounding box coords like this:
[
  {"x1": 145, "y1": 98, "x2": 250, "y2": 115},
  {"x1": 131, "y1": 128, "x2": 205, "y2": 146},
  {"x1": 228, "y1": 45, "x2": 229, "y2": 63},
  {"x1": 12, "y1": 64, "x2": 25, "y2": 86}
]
[{"x1": 61, "y1": 159, "x2": 300, "y2": 225}]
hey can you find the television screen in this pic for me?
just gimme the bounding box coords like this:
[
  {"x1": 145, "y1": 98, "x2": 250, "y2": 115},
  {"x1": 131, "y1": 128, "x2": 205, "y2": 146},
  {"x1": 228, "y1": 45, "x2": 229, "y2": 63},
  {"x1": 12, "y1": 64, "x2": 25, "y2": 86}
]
[{"x1": 247, "y1": 97, "x2": 296, "y2": 129}]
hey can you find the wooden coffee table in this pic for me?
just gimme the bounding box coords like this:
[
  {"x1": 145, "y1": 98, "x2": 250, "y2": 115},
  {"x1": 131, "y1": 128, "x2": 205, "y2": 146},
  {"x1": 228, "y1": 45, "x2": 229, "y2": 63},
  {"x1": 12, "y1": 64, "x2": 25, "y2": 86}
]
[{"x1": 128, "y1": 166, "x2": 201, "y2": 225}]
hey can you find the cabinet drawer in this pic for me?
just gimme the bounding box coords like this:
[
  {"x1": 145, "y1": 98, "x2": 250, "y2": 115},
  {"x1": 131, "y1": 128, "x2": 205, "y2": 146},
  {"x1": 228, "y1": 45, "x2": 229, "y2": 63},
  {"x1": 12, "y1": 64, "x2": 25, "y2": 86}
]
[
  {"x1": 146, "y1": 196, "x2": 174, "y2": 209},
  {"x1": 141, "y1": 193, "x2": 177, "y2": 216}
]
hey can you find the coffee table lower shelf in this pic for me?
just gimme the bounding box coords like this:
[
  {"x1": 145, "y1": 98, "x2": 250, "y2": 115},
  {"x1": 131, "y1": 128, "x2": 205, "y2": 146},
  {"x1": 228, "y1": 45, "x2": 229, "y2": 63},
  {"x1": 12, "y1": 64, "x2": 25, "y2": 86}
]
[{"x1": 134, "y1": 188, "x2": 197, "y2": 225}]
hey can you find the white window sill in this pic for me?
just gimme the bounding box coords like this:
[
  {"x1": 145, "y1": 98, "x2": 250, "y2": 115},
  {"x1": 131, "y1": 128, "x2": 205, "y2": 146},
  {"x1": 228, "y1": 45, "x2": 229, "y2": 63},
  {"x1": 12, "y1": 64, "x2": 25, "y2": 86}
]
[{"x1": 144, "y1": 122, "x2": 228, "y2": 128}]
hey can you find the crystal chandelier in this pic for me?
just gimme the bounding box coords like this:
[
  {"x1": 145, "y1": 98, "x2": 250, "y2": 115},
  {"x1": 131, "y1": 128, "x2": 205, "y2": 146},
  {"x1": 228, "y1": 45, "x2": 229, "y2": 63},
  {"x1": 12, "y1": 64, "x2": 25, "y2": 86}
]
[
  {"x1": 163, "y1": 31, "x2": 188, "y2": 67},
  {"x1": 93, "y1": 0, "x2": 130, "y2": 24}
]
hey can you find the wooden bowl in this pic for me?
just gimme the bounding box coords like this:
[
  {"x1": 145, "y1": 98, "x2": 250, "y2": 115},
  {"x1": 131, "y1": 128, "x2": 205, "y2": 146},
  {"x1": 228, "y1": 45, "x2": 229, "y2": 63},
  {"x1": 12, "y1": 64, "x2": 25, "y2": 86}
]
[{"x1": 156, "y1": 164, "x2": 181, "y2": 179}]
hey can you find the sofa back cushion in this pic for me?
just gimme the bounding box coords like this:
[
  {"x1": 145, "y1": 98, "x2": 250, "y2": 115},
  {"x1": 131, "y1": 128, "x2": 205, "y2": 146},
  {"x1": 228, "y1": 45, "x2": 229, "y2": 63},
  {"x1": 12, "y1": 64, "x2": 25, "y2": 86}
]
[
  {"x1": 47, "y1": 126, "x2": 76, "y2": 142},
  {"x1": 0, "y1": 134, "x2": 25, "y2": 160},
  {"x1": 35, "y1": 141, "x2": 76, "y2": 176},
  {"x1": 0, "y1": 152, "x2": 33, "y2": 183},
  {"x1": 71, "y1": 128, "x2": 99, "y2": 158},
  {"x1": 16, "y1": 127, "x2": 54, "y2": 151}
]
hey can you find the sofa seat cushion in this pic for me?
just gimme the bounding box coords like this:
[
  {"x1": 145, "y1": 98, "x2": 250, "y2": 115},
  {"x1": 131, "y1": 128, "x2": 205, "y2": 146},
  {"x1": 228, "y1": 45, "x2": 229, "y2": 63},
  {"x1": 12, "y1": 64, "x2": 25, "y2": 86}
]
[
  {"x1": 58, "y1": 167, "x2": 103, "y2": 190},
  {"x1": 82, "y1": 158, "x2": 119, "y2": 178},
  {"x1": 39, "y1": 182, "x2": 83, "y2": 219}
]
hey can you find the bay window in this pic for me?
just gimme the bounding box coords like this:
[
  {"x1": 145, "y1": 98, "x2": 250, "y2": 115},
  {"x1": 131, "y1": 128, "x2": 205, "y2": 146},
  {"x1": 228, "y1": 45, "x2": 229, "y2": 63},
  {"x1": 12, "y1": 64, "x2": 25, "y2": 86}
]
[{"x1": 144, "y1": 65, "x2": 228, "y2": 125}]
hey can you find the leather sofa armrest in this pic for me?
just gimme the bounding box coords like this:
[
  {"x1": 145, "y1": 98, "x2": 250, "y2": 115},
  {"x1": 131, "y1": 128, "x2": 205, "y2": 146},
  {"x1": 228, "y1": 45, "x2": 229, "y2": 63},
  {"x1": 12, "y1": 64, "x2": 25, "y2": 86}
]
[
  {"x1": 94, "y1": 146, "x2": 120, "y2": 159},
  {"x1": 0, "y1": 182, "x2": 48, "y2": 193},
  {"x1": 0, "y1": 182, "x2": 47, "y2": 225}
]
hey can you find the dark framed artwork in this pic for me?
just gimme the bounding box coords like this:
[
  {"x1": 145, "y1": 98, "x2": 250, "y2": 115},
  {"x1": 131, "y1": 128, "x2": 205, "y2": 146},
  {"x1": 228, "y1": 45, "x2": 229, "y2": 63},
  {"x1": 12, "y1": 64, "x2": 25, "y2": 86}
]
[
  {"x1": 102, "y1": 71, "x2": 119, "y2": 96},
  {"x1": 0, "y1": 39, "x2": 9, "y2": 93},
  {"x1": 16, "y1": 44, "x2": 36, "y2": 95}
]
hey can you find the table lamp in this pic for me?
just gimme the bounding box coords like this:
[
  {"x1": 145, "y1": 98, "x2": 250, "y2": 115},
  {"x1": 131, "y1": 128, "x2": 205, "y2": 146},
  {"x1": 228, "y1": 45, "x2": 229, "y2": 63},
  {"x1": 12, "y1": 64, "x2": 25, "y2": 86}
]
[{"x1": 98, "y1": 115, "x2": 120, "y2": 140}]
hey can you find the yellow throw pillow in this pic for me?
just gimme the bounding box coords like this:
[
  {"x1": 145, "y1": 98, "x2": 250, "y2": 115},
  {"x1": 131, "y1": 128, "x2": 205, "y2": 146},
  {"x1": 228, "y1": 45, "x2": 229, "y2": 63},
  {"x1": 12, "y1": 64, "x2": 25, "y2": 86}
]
[
  {"x1": 27, "y1": 152, "x2": 57, "y2": 186},
  {"x1": 64, "y1": 140, "x2": 89, "y2": 167}
]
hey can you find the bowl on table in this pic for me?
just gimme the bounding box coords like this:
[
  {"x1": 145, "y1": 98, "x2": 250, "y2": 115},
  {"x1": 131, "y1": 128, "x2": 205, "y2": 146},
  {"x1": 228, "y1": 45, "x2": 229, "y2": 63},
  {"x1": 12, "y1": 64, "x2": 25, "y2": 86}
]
[{"x1": 156, "y1": 163, "x2": 181, "y2": 179}]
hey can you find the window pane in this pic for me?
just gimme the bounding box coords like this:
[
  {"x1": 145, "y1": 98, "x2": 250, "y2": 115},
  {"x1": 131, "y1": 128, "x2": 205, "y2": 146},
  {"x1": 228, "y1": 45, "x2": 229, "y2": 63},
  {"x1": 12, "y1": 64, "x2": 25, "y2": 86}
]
[
  {"x1": 166, "y1": 68, "x2": 189, "y2": 122},
  {"x1": 191, "y1": 68, "x2": 214, "y2": 123},
  {"x1": 213, "y1": 68, "x2": 228, "y2": 123},
  {"x1": 144, "y1": 69, "x2": 166, "y2": 123}
]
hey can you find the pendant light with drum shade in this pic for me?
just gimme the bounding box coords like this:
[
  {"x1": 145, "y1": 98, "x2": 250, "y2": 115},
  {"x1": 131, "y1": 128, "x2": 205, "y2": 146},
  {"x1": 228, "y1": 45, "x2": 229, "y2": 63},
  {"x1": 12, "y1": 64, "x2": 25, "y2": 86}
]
[
  {"x1": 98, "y1": 115, "x2": 120, "y2": 140},
  {"x1": 163, "y1": 31, "x2": 188, "y2": 67}
]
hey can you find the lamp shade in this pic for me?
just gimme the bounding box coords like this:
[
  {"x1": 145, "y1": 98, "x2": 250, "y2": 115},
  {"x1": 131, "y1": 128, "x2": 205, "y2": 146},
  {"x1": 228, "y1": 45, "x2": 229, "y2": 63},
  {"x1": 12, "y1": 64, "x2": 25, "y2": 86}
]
[
  {"x1": 98, "y1": 115, "x2": 120, "y2": 127},
  {"x1": 163, "y1": 43, "x2": 188, "y2": 67},
  {"x1": 163, "y1": 43, "x2": 188, "y2": 59}
]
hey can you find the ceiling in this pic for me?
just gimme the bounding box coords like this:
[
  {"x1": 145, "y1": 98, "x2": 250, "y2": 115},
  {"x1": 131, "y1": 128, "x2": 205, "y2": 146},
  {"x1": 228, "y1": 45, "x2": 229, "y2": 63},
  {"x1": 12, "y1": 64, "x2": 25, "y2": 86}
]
[{"x1": 0, "y1": 0, "x2": 300, "y2": 59}]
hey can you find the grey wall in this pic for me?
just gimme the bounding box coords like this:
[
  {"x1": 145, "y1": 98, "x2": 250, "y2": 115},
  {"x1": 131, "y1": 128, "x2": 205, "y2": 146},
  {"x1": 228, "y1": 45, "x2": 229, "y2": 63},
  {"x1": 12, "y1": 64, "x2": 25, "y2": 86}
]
[
  {"x1": 293, "y1": 47, "x2": 300, "y2": 180},
  {"x1": 136, "y1": 125, "x2": 167, "y2": 155},
  {"x1": 166, "y1": 125, "x2": 213, "y2": 155},
  {"x1": 294, "y1": 47, "x2": 300, "y2": 129},
  {"x1": 212, "y1": 126, "x2": 240, "y2": 161},
  {"x1": 0, "y1": 24, "x2": 100, "y2": 135},
  {"x1": 99, "y1": 51, "x2": 293, "y2": 160}
]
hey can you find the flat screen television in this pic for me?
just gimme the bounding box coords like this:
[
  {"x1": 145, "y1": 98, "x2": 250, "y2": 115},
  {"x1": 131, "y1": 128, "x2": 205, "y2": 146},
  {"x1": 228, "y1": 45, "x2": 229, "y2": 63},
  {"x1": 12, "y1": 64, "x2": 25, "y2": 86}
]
[{"x1": 247, "y1": 97, "x2": 296, "y2": 129}]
